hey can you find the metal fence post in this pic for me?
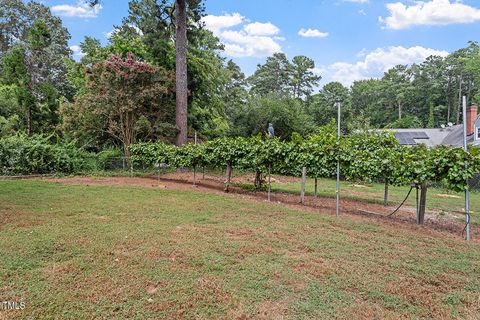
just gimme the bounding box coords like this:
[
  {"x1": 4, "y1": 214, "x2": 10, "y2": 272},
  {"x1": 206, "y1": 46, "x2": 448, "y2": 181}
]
[
  {"x1": 462, "y1": 96, "x2": 471, "y2": 241},
  {"x1": 336, "y1": 102, "x2": 341, "y2": 217}
]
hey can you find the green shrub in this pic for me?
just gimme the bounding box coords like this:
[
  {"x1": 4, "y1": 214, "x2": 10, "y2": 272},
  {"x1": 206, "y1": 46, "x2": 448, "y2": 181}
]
[{"x1": 0, "y1": 134, "x2": 91, "y2": 175}]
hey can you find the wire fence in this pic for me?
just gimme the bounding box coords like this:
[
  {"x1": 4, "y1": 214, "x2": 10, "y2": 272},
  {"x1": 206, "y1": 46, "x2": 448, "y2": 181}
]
[
  {"x1": 469, "y1": 174, "x2": 480, "y2": 190},
  {"x1": 93, "y1": 156, "x2": 170, "y2": 177},
  {"x1": 102, "y1": 157, "x2": 130, "y2": 171}
]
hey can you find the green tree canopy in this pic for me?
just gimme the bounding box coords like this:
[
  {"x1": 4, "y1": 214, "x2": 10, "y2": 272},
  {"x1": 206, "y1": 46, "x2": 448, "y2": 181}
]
[{"x1": 61, "y1": 53, "x2": 175, "y2": 154}]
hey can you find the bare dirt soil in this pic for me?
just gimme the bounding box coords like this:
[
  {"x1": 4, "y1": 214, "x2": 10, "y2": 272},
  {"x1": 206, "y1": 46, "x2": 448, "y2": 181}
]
[{"x1": 46, "y1": 172, "x2": 477, "y2": 240}]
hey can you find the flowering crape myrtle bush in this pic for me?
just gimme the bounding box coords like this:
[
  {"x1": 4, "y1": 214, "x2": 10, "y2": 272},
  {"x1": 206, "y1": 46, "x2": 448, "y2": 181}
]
[
  {"x1": 61, "y1": 53, "x2": 174, "y2": 158},
  {"x1": 130, "y1": 131, "x2": 480, "y2": 192}
]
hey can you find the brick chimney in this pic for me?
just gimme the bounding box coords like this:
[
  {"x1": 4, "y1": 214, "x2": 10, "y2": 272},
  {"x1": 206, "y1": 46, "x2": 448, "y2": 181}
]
[{"x1": 467, "y1": 105, "x2": 478, "y2": 136}]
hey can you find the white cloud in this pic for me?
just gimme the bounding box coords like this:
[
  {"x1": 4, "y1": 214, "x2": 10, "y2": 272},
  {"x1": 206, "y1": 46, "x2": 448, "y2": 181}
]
[
  {"x1": 104, "y1": 30, "x2": 114, "y2": 38},
  {"x1": 326, "y1": 46, "x2": 448, "y2": 86},
  {"x1": 104, "y1": 24, "x2": 143, "y2": 39},
  {"x1": 356, "y1": 48, "x2": 368, "y2": 57},
  {"x1": 70, "y1": 45, "x2": 85, "y2": 59},
  {"x1": 201, "y1": 13, "x2": 245, "y2": 36},
  {"x1": 223, "y1": 43, "x2": 248, "y2": 57},
  {"x1": 298, "y1": 28, "x2": 329, "y2": 38},
  {"x1": 380, "y1": 0, "x2": 480, "y2": 30},
  {"x1": 70, "y1": 45, "x2": 81, "y2": 52},
  {"x1": 221, "y1": 30, "x2": 281, "y2": 57},
  {"x1": 51, "y1": 0, "x2": 102, "y2": 18},
  {"x1": 202, "y1": 13, "x2": 283, "y2": 58},
  {"x1": 243, "y1": 22, "x2": 279, "y2": 36},
  {"x1": 311, "y1": 67, "x2": 326, "y2": 75}
]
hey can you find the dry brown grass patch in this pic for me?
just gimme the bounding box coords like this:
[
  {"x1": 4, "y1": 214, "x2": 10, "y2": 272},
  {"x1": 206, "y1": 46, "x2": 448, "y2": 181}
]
[{"x1": 254, "y1": 299, "x2": 289, "y2": 319}]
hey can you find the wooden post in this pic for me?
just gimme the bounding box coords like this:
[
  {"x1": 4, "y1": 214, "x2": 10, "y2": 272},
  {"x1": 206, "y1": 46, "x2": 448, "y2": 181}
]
[
  {"x1": 202, "y1": 166, "x2": 205, "y2": 179},
  {"x1": 314, "y1": 177, "x2": 318, "y2": 198},
  {"x1": 418, "y1": 183, "x2": 427, "y2": 224},
  {"x1": 383, "y1": 180, "x2": 389, "y2": 207},
  {"x1": 224, "y1": 163, "x2": 232, "y2": 193},
  {"x1": 415, "y1": 185, "x2": 419, "y2": 223},
  {"x1": 301, "y1": 167, "x2": 307, "y2": 204},
  {"x1": 254, "y1": 170, "x2": 262, "y2": 189},
  {"x1": 193, "y1": 166, "x2": 196, "y2": 187}
]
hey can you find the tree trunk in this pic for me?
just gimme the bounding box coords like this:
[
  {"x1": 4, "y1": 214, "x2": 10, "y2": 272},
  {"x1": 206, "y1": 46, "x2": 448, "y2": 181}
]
[
  {"x1": 398, "y1": 102, "x2": 402, "y2": 120},
  {"x1": 121, "y1": 111, "x2": 134, "y2": 165},
  {"x1": 123, "y1": 144, "x2": 131, "y2": 164},
  {"x1": 457, "y1": 78, "x2": 462, "y2": 125},
  {"x1": 447, "y1": 77, "x2": 452, "y2": 123},
  {"x1": 27, "y1": 105, "x2": 32, "y2": 136},
  {"x1": 254, "y1": 170, "x2": 262, "y2": 189},
  {"x1": 175, "y1": 0, "x2": 188, "y2": 146},
  {"x1": 418, "y1": 183, "x2": 427, "y2": 224},
  {"x1": 27, "y1": 62, "x2": 35, "y2": 136},
  {"x1": 314, "y1": 177, "x2": 318, "y2": 198}
]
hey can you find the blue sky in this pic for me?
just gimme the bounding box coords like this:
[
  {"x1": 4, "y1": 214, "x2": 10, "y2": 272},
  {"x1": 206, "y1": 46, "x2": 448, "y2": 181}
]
[{"x1": 45, "y1": 0, "x2": 480, "y2": 86}]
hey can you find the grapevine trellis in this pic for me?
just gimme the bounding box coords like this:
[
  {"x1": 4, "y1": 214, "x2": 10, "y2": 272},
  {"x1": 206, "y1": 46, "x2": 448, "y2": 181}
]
[{"x1": 130, "y1": 129, "x2": 480, "y2": 224}]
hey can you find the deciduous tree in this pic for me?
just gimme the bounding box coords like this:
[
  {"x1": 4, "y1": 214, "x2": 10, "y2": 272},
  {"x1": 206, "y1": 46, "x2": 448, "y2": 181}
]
[{"x1": 62, "y1": 53, "x2": 174, "y2": 157}]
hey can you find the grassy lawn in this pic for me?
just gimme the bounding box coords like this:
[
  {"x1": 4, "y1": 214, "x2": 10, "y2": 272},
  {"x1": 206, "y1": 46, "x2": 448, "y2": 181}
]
[
  {"x1": 267, "y1": 177, "x2": 479, "y2": 214},
  {"x1": 1, "y1": 180, "x2": 480, "y2": 319}
]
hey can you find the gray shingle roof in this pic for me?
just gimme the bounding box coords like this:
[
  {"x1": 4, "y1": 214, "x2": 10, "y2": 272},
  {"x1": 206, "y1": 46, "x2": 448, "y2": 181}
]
[
  {"x1": 441, "y1": 125, "x2": 473, "y2": 147},
  {"x1": 384, "y1": 127, "x2": 456, "y2": 147}
]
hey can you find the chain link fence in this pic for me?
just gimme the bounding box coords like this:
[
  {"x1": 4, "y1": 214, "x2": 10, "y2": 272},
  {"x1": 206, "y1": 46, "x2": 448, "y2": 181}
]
[
  {"x1": 469, "y1": 174, "x2": 480, "y2": 190},
  {"x1": 90, "y1": 156, "x2": 172, "y2": 177},
  {"x1": 102, "y1": 157, "x2": 130, "y2": 171}
]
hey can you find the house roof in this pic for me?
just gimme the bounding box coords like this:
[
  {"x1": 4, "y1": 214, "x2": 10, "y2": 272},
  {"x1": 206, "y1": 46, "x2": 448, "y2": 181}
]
[
  {"x1": 440, "y1": 125, "x2": 470, "y2": 147},
  {"x1": 381, "y1": 125, "x2": 480, "y2": 147},
  {"x1": 384, "y1": 127, "x2": 456, "y2": 147}
]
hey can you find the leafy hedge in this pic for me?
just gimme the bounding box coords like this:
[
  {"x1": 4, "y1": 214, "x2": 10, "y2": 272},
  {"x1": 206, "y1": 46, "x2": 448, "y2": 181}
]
[
  {"x1": 0, "y1": 134, "x2": 91, "y2": 175},
  {"x1": 130, "y1": 129, "x2": 480, "y2": 193}
]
